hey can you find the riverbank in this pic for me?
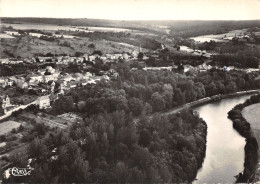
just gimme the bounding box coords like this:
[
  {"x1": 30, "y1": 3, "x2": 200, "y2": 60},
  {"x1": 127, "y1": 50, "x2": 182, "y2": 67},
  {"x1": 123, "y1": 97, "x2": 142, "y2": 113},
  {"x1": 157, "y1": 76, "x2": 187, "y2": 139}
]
[
  {"x1": 242, "y1": 102, "x2": 260, "y2": 182},
  {"x1": 228, "y1": 94, "x2": 260, "y2": 183}
]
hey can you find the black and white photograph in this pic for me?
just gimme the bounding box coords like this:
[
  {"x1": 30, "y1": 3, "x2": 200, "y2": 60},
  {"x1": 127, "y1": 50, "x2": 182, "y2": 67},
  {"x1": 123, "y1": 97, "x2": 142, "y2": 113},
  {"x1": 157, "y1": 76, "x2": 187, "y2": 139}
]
[{"x1": 0, "y1": 0, "x2": 260, "y2": 183}]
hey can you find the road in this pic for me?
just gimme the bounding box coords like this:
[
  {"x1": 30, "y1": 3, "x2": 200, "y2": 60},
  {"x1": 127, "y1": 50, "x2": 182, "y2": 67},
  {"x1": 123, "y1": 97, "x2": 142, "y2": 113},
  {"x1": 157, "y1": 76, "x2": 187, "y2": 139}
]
[
  {"x1": 0, "y1": 100, "x2": 37, "y2": 121},
  {"x1": 133, "y1": 89, "x2": 260, "y2": 124}
]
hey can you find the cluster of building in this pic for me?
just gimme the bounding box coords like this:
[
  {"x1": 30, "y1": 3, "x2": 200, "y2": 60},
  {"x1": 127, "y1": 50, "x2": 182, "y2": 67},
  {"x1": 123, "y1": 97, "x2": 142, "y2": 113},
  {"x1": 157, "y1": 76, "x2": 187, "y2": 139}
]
[
  {"x1": 0, "y1": 49, "x2": 147, "y2": 65},
  {"x1": 0, "y1": 65, "x2": 119, "y2": 113},
  {"x1": 222, "y1": 32, "x2": 259, "y2": 43},
  {"x1": 0, "y1": 66, "x2": 119, "y2": 90}
]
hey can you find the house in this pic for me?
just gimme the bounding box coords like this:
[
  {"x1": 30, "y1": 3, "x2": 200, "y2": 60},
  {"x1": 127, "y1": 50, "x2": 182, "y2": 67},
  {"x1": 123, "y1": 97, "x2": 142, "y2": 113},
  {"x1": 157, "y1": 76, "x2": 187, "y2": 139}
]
[
  {"x1": 8, "y1": 76, "x2": 17, "y2": 84},
  {"x1": 102, "y1": 75, "x2": 110, "y2": 82},
  {"x1": 68, "y1": 81, "x2": 77, "y2": 88},
  {"x1": 203, "y1": 53, "x2": 212, "y2": 58},
  {"x1": 46, "y1": 66, "x2": 55, "y2": 74},
  {"x1": 89, "y1": 54, "x2": 100, "y2": 62},
  {"x1": 62, "y1": 74, "x2": 74, "y2": 82},
  {"x1": 6, "y1": 79, "x2": 14, "y2": 86},
  {"x1": 38, "y1": 57, "x2": 46, "y2": 62},
  {"x1": 36, "y1": 96, "x2": 50, "y2": 109},
  {"x1": 0, "y1": 78, "x2": 8, "y2": 88},
  {"x1": 43, "y1": 74, "x2": 59, "y2": 83},
  {"x1": 100, "y1": 56, "x2": 107, "y2": 61},
  {"x1": 114, "y1": 54, "x2": 123, "y2": 60},
  {"x1": 143, "y1": 55, "x2": 149, "y2": 60},
  {"x1": 223, "y1": 66, "x2": 235, "y2": 72},
  {"x1": 143, "y1": 67, "x2": 173, "y2": 71},
  {"x1": 56, "y1": 56, "x2": 63, "y2": 63},
  {"x1": 73, "y1": 73, "x2": 83, "y2": 81},
  {"x1": 16, "y1": 77, "x2": 25, "y2": 86},
  {"x1": 227, "y1": 66, "x2": 235, "y2": 71},
  {"x1": 1, "y1": 95, "x2": 11, "y2": 109},
  {"x1": 122, "y1": 53, "x2": 130, "y2": 60},
  {"x1": 0, "y1": 78, "x2": 6, "y2": 88},
  {"x1": 29, "y1": 75, "x2": 43, "y2": 84},
  {"x1": 18, "y1": 82, "x2": 29, "y2": 89},
  {"x1": 81, "y1": 79, "x2": 88, "y2": 86},
  {"x1": 131, "y1": 50, "x2": 139, "y2": 58},
  {"x1": 106, "y1": 54, "x2": 116, "y2": 60},
  {"x1": 83, "y1": 54, "x2": 89, "y2": 59},
  {"x1": 0, "y1": 58, "x2": 9, "y2": 64},
  {"x1": 184, "y1": 65, "x2": 193, "y2": 73}
]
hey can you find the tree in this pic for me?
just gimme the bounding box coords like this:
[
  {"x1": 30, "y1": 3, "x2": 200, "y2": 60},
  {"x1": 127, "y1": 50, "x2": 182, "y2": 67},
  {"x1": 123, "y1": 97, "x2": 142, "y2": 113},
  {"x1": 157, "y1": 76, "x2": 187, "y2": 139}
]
[
  {"x1": 75, "y1": 52, "x2": 83, "y2": 57},
  {"x1": 128, "y1": 97, "x2": 144, "y2": 116},
  {"x1": 92, "y1": 50, "x2": 102, "y2": 56},
  {"x1": 138, "y1": 52, "x2": 144, "y2": 60},
  {"x1": 162, "y1": 84, "x2": 174, "y2": 109},
  {"x1": 78, "y1": 101, "x2": 86, "y2": 112},
  {"x1": 177, "y1": 64, "x2": 184, "y2": 73},
  {"x1": 88, "y1": 43, "x2": 95, "y2": 49},
  {"x1": 139, "y1": 128, "x2": 152, "y2": 147},
  {"x1": 173, "y1": 88, "x2": 185, "y2": 106},
  {"x1": 151, "y1": 92, "x2": 166, "y2": 112},
  {"x1": 28, "y1": 138, "x2": 48, "y2": 159}
]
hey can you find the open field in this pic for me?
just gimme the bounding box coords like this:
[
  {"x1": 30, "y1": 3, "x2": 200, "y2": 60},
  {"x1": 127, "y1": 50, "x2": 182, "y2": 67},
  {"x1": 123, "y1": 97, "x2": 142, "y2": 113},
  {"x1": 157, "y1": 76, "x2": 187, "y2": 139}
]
[
  {"x1": 0, "y1": 33, "x2": 15, "y2": 39},
  {"x1": 242, "y1": 103, "x2": 260, "y2": 182},
  {"x1": 1, "y1": 23, "x2": 138, "y2": 33},
  {"x1": 0, "y1": 121, "x2": 20, "y2": 135},
  {"x1": 242, "y1": 103, "x2": 260, "y2": 129},
  {"x1": 0, "y1": 35, "x2": 141, "y2": 58},
  {"x1": 190, "y1": 29, "x2": 248, "y2": 42}
]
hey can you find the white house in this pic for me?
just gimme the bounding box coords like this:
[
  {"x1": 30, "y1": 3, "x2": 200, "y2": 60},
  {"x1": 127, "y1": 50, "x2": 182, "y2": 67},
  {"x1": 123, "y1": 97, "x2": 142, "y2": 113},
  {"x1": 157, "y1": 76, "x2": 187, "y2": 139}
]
[{"x1": 36, "y1": 96, "x2": 50, "y2": 109}]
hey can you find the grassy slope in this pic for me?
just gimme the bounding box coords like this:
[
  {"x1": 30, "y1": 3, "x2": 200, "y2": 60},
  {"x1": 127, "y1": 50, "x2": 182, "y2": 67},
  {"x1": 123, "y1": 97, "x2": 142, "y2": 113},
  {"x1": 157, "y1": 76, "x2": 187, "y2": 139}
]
[
  {"x1": 242, "y1": 103, "x2": 260, "y2": 182},
  {"x1": 0, "y1": 36, "x2": 140, "y2": 58}
]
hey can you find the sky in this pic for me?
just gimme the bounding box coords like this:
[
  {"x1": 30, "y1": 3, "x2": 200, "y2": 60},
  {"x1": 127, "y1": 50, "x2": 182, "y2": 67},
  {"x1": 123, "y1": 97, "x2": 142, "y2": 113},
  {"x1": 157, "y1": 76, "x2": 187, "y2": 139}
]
[{"x1": 0, "y1": 0, "x2": 260, "y2": 20}]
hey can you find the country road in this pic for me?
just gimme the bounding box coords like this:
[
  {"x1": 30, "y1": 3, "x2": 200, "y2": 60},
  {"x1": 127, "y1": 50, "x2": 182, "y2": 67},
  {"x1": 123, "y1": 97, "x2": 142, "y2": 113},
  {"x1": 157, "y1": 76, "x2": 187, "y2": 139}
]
[{"x1": 133, "y1": 89, "x2": 260, "y2": 124}]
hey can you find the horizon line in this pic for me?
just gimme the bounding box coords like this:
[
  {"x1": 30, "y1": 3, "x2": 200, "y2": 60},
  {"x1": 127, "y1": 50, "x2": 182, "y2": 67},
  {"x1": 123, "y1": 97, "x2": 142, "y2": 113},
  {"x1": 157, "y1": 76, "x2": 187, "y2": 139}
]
[{"x1": 1, "y1": 17, "x2": 260, "y2": 22}]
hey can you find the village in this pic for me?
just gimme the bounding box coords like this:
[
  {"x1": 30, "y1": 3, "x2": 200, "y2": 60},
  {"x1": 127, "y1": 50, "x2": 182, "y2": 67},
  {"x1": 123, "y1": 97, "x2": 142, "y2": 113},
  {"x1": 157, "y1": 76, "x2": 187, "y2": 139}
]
[{"x1": 1, "y1": 47, "x2": 259, "y2": 119}]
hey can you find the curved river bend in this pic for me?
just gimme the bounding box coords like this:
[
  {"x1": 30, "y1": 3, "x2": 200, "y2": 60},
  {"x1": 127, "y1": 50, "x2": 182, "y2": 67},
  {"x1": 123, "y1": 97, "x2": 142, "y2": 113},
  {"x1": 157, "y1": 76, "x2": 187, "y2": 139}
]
[{"x1": 194, "y1": 94, "x2": 253, "y2": 183}]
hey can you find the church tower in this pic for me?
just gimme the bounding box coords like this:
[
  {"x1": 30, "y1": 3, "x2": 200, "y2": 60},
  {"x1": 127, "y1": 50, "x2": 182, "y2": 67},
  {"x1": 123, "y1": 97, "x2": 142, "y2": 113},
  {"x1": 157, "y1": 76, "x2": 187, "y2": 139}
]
[
  {"x1": 139, "y1": 44, "x2": 142, "y2": 53},
  {"x1": 51, "y1": 81, "x2": 55, "y2": 93}
]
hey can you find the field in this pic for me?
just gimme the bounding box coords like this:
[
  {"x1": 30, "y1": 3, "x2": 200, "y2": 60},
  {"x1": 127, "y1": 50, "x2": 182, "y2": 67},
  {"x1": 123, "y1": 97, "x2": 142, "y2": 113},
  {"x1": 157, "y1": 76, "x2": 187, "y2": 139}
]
[
  {"x1": 242, "y1": 103, "x2": 260, "y2": 181},
  {"x1": 242, "y1": 103, "x2": 260, "y2": 129},
  {"x1": 0, "y1": 35, "x2": 141, "y2": 58},
  {"x1": 0, "y1": 33, "x2": 15, "y2": 39},
  {"x1": 0, "y1": 120, "x2": 20, "y2": 135}
]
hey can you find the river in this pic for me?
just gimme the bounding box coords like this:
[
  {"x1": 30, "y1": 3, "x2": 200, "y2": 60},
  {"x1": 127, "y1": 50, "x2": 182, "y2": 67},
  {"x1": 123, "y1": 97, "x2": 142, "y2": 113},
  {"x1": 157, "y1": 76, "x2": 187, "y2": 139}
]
[{"x1": 193, "y1": 94, "x2": 253, "y2": 183}]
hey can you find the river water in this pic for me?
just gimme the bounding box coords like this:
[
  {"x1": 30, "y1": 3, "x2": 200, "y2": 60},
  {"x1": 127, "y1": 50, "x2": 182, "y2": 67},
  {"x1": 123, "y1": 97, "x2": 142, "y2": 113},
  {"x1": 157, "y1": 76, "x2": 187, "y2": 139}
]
[{"x1": 194, "y1": 94, "x2": 253, "y2": 183}]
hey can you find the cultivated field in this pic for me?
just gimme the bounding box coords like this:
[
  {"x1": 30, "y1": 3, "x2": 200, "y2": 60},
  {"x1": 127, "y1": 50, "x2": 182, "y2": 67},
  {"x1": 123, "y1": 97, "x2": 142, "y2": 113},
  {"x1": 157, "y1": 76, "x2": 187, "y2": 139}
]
[{"x1": 0, "y1": 120, "x2": 20, "y2": 135}]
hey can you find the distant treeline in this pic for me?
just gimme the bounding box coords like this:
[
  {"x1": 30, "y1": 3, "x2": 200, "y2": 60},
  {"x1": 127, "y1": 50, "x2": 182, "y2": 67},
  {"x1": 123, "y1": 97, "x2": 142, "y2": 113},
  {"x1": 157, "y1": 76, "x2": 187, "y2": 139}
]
[
  {"x1": 2, "y1": 18, "x2": 260, "y2": 38},
  {"x1": 73, "y1": 31, "x2": 161, "y2": 50},
  {"x1": 169, "y1": 20, "x2": 260, "y2": 38},
  {"x1": 212, "y1": 54, "x2": 259, "y2": 68}
]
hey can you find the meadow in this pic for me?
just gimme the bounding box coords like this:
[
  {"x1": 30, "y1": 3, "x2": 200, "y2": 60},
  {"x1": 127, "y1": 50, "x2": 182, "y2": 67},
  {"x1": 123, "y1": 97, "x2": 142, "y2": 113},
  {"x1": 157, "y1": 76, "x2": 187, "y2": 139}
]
[{"x1": 242, "y1": 103, "x2": 260, "y2": 129}]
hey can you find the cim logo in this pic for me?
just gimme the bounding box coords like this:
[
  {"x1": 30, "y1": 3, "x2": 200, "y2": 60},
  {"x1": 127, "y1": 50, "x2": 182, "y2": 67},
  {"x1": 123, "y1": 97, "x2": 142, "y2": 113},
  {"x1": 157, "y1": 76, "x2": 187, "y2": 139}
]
[
  {"x1": 7, "y1": 167, "x2": 33, "y2": 177},
  {"x1": 3, "y1": 167, "x2": 34, "y2": 179}
]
